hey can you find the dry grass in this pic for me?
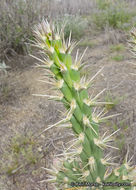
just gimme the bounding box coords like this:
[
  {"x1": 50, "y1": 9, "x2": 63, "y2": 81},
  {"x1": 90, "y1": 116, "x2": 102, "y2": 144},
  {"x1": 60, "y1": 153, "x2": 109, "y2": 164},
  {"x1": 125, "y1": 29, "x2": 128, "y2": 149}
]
[{"x1": 0, "y1": 0, "x2": 95, "y2": 59}]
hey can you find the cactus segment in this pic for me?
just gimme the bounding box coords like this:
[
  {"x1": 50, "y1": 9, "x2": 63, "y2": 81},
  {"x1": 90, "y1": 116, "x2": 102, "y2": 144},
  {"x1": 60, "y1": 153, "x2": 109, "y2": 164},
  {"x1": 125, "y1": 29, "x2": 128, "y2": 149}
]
[{"x1": 33, "y1": 20, "x2": 136, "y2": 190}]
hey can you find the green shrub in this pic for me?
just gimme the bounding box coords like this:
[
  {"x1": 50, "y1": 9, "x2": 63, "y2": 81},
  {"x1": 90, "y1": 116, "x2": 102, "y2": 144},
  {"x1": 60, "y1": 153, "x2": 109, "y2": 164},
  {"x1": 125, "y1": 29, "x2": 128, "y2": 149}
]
[
  {"x1": 92, "y1": 1, "x2": 136, "y2": 30},
  {"x1": 96, "y1": 0, "x2": 111, "y2": 10},
  {"x1": 111, "y1": 54, "x2": 124, "y2": 62},
  {"x1": 110, "y1": 44, "x2": 125, "y2": 52},
  {"x1": 0, "y1": 0, "x2": 47, "y2": 56}
]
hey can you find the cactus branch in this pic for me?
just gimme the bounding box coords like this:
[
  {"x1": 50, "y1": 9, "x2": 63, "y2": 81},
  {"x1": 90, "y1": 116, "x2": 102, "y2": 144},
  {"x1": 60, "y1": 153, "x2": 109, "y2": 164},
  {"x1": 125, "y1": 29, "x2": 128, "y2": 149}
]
[{"x1": 33, "y1": 20, "x2": 136, "y2": 190}]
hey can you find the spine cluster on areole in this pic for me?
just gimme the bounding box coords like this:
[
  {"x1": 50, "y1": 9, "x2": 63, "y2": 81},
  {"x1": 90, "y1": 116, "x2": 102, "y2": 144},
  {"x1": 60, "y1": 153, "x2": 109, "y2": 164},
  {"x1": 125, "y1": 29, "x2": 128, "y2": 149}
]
[{"x1": 33, "y1": 20, "x2": 136, "y2": 190}]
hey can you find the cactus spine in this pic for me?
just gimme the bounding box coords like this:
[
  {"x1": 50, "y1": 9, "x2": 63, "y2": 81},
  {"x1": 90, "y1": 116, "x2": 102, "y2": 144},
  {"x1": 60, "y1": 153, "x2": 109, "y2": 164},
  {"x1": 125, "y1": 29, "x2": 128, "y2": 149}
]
[{"x1": 33, "y1": 20, "x2": 136, "y2": 190}]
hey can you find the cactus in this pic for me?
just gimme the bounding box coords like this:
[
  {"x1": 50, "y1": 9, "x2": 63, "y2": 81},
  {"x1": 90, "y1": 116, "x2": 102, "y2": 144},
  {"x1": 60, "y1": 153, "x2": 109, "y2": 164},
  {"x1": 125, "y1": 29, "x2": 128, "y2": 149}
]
[
  {"x1": 129, "y1": 28, "x2": 136, "y2": 56},
  {"x1": 32, "y1": 20, "x2": 136, "y2": 190}
]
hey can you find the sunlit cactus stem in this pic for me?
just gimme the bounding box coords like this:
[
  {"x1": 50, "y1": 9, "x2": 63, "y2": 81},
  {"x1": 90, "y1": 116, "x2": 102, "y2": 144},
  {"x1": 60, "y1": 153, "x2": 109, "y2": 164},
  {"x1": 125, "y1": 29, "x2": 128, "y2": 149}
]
[{"x1": 33, "y1": 20, "x2": 136, "y2": 190}]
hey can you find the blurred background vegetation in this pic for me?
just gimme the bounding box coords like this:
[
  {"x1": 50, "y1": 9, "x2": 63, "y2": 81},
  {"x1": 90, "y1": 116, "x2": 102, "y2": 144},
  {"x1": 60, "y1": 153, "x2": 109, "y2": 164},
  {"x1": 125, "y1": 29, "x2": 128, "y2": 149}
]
[{"x1": 0, "y1": 0, "x2": 136, "y2": 60}]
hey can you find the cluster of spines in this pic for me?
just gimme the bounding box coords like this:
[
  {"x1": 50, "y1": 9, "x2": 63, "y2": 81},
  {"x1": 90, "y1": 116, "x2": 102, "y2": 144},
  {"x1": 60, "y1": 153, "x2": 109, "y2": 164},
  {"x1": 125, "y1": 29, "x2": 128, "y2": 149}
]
[
  {"x1": 129, "y1": 28, "x2": 136, "y2": 56},
  {"x1": 33, "y1": 20, "x2": 135, "y2": 190}
]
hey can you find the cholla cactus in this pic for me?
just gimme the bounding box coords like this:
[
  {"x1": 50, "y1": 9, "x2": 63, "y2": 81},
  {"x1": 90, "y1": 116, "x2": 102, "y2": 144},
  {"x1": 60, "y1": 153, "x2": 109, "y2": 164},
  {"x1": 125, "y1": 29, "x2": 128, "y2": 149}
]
[
  {"x1": 33, "y1": 20, "x2": 136, "y2": 190},
  {"x1": 129, "y1": 28, "x2": 136, "y2": 57}
]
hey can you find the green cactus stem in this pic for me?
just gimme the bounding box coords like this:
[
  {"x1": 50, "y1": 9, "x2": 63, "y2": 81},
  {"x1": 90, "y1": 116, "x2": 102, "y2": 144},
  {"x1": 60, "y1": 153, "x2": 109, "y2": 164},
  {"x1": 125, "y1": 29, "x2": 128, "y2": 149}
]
[{"x1": 33, "y1": 20, "x2": 136, "y2": 190}]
